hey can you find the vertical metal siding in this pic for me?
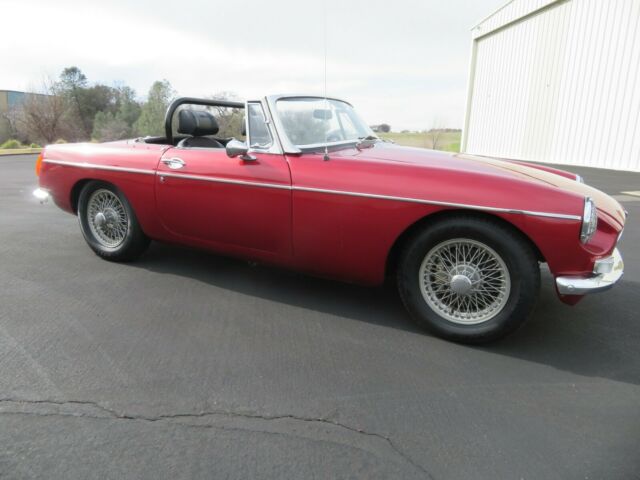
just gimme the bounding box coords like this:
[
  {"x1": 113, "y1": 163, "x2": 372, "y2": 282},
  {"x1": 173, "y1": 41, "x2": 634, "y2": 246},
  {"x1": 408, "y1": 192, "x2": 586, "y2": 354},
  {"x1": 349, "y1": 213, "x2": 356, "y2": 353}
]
[{"x1": 464, "y1": 0, "x2": 640, "y2": 172}]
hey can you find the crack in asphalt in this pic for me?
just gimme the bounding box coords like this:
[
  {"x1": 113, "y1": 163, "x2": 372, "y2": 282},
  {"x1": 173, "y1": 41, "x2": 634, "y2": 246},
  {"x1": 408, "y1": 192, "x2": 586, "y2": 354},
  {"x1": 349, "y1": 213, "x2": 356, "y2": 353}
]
[{"x1": 0, "y1": 397, "x2": 434, "y2": 479}]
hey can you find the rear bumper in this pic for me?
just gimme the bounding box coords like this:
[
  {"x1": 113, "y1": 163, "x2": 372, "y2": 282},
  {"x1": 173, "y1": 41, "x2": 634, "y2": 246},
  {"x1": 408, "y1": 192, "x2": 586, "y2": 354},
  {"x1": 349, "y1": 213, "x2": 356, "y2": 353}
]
[{"x1": 556, "y1": 248, "x2": 624, "y2": 295}]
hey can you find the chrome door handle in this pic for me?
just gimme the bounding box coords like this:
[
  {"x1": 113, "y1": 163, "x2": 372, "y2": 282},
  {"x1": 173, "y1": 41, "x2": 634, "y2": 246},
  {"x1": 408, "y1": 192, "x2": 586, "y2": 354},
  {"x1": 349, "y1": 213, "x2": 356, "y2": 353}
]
[{"x1": 162, "y1": 157, "x2": 186, "y2": 169}]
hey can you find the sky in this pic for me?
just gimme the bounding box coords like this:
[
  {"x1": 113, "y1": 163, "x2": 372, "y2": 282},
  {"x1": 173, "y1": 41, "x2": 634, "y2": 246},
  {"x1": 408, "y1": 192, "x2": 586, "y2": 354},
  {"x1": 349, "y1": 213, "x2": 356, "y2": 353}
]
[{"x1": 1, "y1": 0, "x2": 504, "y2": 130}]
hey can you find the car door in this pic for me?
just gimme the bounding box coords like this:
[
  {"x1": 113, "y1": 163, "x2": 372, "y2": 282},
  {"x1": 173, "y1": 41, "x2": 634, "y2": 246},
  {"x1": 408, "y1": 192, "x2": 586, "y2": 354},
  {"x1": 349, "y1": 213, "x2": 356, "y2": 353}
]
[{"x1": 155, "y1": 101, "x2": 292, "y2": 257}]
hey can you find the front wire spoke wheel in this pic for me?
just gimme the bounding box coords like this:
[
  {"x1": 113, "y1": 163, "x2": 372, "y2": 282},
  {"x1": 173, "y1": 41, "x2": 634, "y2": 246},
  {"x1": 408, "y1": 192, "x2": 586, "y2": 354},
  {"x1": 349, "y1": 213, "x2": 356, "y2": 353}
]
[
  {"x1": 419, "y1": 239, "x2": 511, "y2": 325},
  {"x1": 86, "y1": 189, "x2": 129, "y2": 248}
]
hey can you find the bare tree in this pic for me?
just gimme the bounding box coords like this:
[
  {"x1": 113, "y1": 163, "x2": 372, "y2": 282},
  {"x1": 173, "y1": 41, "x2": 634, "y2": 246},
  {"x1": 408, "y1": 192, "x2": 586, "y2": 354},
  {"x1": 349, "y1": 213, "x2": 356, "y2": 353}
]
[
  {"x1": 426, "y1": 128, "x2": 443, "y2": 150},
  {"x1": 3, "y1": 106, "x2": 23, "y2": 142},
  {"x1": 11, "y1": 79, "x2": 74, "y2": 144},
  {"x1": 207, "y1": 91, "x2": 244, "y2": 138},
  {"x1": 425, "y1": 119, "x2": 445, "y2": 150}
]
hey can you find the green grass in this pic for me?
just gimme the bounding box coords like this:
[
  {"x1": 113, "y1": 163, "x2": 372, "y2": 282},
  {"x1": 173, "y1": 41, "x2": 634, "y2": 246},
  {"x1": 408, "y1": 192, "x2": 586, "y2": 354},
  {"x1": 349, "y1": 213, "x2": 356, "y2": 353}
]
[
  {"x1": 378, "y1": 131, "x2": 461, "y2": 152},
  {"x1": 0, "y1": 132, "x2": 463, "y2": 156},
  {"x1": 0, "y1": 148, "x2": 42, "y2": 155}
]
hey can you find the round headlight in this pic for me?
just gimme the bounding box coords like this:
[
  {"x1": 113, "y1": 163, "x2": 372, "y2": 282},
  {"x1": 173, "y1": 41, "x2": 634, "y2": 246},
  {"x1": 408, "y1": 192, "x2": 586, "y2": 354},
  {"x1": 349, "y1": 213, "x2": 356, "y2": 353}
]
[{"x1": 580, "y1": 197, "x2": 597, "y2": 243}]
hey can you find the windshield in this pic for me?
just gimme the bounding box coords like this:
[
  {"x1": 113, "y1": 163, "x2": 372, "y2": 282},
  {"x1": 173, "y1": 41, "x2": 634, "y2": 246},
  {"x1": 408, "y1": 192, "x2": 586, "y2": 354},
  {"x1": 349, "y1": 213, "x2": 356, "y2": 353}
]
[{"x1": 275, "y1": 97, "x2": 374, "y2": 148}]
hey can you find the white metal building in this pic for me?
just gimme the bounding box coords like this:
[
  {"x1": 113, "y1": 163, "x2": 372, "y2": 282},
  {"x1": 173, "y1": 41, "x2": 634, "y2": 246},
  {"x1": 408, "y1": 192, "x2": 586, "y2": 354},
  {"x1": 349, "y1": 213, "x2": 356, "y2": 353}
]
[{"x1": 462, "y1": 0, "x2": 640, "y2": 171}]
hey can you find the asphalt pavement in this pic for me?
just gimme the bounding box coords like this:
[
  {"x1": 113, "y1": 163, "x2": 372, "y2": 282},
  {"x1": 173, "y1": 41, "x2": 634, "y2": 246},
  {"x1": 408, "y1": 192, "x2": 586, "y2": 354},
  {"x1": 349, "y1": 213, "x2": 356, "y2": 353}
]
[{"x1": 1, "y1": 154, "x2": 639, "y2": 479}]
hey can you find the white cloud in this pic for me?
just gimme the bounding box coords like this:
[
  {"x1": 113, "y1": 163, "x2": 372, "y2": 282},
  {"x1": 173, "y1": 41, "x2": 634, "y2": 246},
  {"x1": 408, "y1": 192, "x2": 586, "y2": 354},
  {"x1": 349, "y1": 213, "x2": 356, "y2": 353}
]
[{"x1": 1, "y1": 0, "x2": 504, "y2": 130}]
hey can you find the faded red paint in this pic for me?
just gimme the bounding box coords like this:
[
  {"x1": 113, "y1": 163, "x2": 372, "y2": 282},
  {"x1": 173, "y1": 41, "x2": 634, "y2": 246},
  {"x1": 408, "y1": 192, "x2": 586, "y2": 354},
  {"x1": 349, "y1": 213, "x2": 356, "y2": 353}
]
[{"x1": 38, "y1": 140, "x2": 625, "y2": 304}]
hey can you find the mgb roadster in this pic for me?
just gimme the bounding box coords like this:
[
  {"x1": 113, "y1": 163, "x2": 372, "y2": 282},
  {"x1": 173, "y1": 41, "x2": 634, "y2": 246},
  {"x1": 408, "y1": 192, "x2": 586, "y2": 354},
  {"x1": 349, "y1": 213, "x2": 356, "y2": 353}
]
[{"x1": 34, "y1": 95, "x2": 626, "y2": 343}]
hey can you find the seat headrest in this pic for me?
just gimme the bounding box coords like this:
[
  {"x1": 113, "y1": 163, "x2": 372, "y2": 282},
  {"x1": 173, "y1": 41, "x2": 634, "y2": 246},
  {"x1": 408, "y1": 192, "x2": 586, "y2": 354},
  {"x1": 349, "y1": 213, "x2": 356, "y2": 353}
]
[{"x1": 178, "y1": 109, "x2": 219, "y2": 136}]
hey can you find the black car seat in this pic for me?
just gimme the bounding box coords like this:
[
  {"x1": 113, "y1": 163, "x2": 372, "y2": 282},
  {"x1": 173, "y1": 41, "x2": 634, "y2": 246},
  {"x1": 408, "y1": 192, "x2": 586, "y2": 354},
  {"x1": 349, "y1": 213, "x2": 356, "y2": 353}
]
[{"x1": 176, "y1": 110, "x2": 224, "y2": 148}]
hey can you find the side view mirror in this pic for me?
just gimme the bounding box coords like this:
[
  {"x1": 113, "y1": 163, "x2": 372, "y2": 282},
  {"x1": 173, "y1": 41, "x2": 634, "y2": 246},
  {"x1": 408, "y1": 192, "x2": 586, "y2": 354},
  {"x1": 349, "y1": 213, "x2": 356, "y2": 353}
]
[{"x1": 226, "y1": 138, "x2": 256, "y2": 161}]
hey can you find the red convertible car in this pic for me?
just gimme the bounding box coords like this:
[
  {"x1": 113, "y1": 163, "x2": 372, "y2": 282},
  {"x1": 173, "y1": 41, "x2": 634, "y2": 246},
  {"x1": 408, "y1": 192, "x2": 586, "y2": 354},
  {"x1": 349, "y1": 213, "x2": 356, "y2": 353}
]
[{"x1": 34, "y1": 95, "x2": 626, "y2": 343}]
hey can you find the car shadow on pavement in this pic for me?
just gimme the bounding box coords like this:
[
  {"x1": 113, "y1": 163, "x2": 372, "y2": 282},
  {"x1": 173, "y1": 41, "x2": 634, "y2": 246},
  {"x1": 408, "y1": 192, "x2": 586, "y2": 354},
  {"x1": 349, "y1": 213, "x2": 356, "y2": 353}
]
[
  {"x1": 131, "y1": 242, "x2": 640, "y2": 387},
  {"x1": 132, "y1": 241, "x2": 419, "y2": 332}
]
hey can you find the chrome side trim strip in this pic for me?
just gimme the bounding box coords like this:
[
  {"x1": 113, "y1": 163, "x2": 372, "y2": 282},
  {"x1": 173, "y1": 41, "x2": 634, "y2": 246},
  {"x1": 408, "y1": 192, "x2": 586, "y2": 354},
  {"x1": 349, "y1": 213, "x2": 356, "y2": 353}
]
[
  {"x1": 43, "y1": 159, "x2": 156, "y2": 176},
  {"x1": 293, "y1": 185, "x2": 582, "y2": 221},
  {"x1": 42, "y1": 158, "x2": 581, "y2": 220},
  {"x1": 160, "y1": 171, "x2": 291, "y2": 190}
]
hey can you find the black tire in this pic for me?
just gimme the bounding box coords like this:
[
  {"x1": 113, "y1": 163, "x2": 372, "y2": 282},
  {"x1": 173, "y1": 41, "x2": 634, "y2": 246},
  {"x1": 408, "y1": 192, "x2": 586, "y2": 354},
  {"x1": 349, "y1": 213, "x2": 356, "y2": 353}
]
[
  {"x1": 77, "y1": 181, "x2": 150, "y2": 262},
  {"x1": 397, "y1": 215, "x2": 540, "y2": 344}
]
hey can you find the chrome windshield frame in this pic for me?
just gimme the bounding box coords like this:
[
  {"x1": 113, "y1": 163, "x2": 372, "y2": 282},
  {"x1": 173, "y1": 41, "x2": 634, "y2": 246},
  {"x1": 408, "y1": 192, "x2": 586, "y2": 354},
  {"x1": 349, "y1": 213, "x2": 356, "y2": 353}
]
[{"x1": 265, "y1": 94, "x2": 371, "y2": 155}]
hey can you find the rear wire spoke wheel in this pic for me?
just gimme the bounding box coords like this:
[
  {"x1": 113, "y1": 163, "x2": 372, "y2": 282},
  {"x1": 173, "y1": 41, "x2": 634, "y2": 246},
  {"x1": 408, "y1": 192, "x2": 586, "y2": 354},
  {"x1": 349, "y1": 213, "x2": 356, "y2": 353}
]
[
  {"x1": 77, "y1": 181, "x2": 150, "y2": 262},
  {"x1": 397, "y1": 216, "x2": 540, "y2": 344},
  {"x1": 87, "y1": 189, "x2": 129, "y2": 248}
]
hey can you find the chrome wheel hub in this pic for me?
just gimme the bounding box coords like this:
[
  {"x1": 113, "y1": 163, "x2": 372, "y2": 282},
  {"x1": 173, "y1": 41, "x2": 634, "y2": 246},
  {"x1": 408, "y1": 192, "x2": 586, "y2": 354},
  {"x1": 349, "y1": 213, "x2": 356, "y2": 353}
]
[
  {"x1": 94, "y1": 212, "x2": 106, "y2": 227},
  {"x1": 419, "y1": 239, "x2": 511, "y2": 325},
  {"x1": 87, "y1": 189, "x2": 128, "y2": 248},
  {"x1": 450, "y1": 273, "x2": 473, "y2": 295}
]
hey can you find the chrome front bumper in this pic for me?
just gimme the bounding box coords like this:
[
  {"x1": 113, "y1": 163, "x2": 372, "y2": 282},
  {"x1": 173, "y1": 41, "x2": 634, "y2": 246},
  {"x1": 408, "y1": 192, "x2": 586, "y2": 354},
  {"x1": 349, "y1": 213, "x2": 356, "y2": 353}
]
[{"x1": 556, "y1": 248, "x2": 624, "y2": 295}]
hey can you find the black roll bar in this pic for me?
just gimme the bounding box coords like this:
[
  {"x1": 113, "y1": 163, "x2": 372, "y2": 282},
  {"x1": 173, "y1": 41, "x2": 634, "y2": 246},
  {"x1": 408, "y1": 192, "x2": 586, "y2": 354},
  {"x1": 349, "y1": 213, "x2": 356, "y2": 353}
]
[{"x1": 164, "y1": 97, "x2": 244, "y2": 144}]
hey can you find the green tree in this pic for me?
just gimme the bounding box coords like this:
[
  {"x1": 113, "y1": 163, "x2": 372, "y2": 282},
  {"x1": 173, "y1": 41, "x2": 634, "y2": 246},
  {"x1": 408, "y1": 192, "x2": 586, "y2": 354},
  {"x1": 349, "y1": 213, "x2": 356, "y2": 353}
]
[
  {"x1": 59, "y1": 66, "x2": 87, "y2": 91},
  {"x1": 58, "y1": 67, "x2": 123, "y2": 139},
  {"x1": 92, "y1": 86, "x2": 141, "y2": 141},
  {"x1": 113, "y1": 86, "x2": 141, "y2": 128},
  {"x1": 59, "y1": 66, "x2": 91, "y2": 137},
  {"x1": 92, "y1": 111, "x2": 129, "y2": 142},
  {"x1": 134, "y1": 80, "x2": 175, "y2": 137}
]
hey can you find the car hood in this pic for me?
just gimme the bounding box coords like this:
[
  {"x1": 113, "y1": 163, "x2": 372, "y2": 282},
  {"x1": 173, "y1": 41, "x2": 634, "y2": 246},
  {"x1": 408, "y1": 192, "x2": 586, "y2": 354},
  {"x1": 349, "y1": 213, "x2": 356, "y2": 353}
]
[{"x1": 353, "y1": 143, "x2": 626, "y2": 228}]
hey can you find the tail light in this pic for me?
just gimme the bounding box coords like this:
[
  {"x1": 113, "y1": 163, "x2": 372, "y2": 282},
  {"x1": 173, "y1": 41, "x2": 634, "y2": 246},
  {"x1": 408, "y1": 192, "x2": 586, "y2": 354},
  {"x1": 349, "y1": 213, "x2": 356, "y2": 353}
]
[{"x1": 35, "y1": 152, "x2": 43, "y2": 176}]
